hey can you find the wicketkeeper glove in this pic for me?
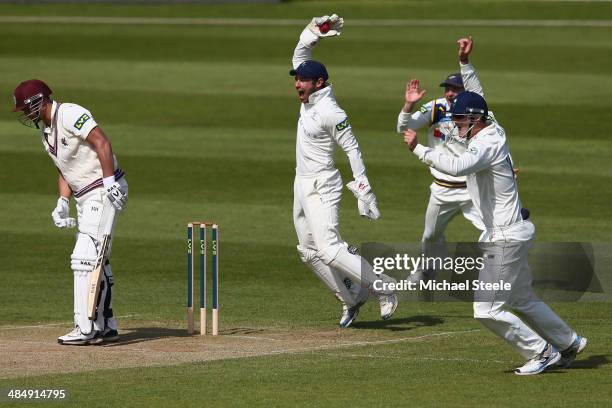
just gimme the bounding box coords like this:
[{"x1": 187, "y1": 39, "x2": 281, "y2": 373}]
[
  {"x1": 51, "y1": 196, "x2": 76, "y2": 229},
  {"x1": 106, "y1": 182, "x2": 128, "y2": 212},
  {"x1": 307, "y1": 14, "x2": 344, "y2": 38},
  {"x1": 346, "y1": 178, "x2": 381, "y2": 221}
]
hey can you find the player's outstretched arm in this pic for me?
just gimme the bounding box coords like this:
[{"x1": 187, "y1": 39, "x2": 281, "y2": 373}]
[
  {"x1": 397, "y1": 79, "x2": 431, "y2": 133},
  {"x1": 292, "y1": 14, "x2": 344, "y2": 69},
  {"x1": 457, "y1": 36, "x2": 484, "y2": 97},
  {"x1": 405, "y1": 129, "x2": 494, "y2": 177}
]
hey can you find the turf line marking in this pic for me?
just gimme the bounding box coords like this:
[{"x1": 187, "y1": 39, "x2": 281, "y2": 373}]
[
  {"x1": 229, "y1": 335, "x2": 283, "y2": 342},
  {"x1": 0, "y1": 16, "x2": 610, "y2": 28},
  {"x1": 338, "y1": 353, "x2": 511, "y2": 364},
  {"x1": 266, "y1": 329, "x2": 482, "y2": 356},
  {"x1": 0, "y1": 315, "x2": 139, "y2": 330}
]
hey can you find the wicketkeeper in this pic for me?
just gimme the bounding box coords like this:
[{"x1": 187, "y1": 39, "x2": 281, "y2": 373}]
[
  {"x1": 290, "y1": 14, "x2": 398, "y2": 328},
  {"x1": 12, "y1": 79, "x2": 128, "y2": 345}
]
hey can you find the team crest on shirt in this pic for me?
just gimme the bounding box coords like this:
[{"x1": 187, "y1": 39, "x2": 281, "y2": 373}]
[
  {"x1": 74, "y1": 113, "x2": 91, "y2": 130},
  {"x1": 335, "y1": 117, "x2": 350, "y2": 131},
  {"x1": 61, "y1": 137, "x2": 68, "y2": 147}
]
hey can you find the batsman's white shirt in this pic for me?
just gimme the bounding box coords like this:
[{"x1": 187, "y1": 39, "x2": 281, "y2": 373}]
[
  {"x1": 413, "y1": 122, "x2": 524, "y2": 236},
  {"x1": 41, "y1": 101, "x2": 122, "y2": 204}
]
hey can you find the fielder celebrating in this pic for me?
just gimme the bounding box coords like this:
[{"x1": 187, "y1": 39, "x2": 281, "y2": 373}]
[
  {"x1": 397, "y1": 42, "x2": 485, "y2": 281},
  {"x1": 12, "y1": 80, "x2": 128, "y2": 345},
  {"x1": 291, "y1": 14, "x2": 397, "y2": 327},
  {"x1": 403, "y1": 39, "x2": 587, "y2": 375}
]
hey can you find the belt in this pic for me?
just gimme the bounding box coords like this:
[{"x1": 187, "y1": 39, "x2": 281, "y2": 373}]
[
  {"x1": 433, "y1": 177, "x2": 467, "y2": 189},
  {"x1": 74, "y1": 169, "x2": 125, "y2": 198}
]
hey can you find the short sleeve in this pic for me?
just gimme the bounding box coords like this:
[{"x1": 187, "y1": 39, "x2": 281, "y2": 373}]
[{"x1": 61, "y1": 104, "x2": 98, "y2": 140}]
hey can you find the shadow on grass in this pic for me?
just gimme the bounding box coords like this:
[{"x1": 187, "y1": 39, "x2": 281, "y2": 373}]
[
  {"x1": 569, "y1": 354, "x2": 610, "y2": 369},
  {"x1": 101, "y1": 326, "x2": 271, "y2": 347},
  {"x1": 101, "y1": 327, "x2": 188, "y2": 347},
  {"x1": 350, "y1": 315, "x2": 444, "y2": 332}
]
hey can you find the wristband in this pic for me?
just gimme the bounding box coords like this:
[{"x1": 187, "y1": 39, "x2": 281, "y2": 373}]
[{"x1": 103, "y1": 175, "x2": 116, "y2": 189}]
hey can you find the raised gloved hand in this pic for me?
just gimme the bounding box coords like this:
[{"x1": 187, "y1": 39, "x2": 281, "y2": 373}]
[
  {"x1": 307, "y1": 14, "x2": 344, "y2": 38},
  {"x1": 51, "y1": 196, "x2": 76, "y2": 228},
  {"x1": 346, "y1": 178, "x2": 381, "y2": 220},
  {"x1": 106, "y1": 182, "x2": 128, "y2": 212}
]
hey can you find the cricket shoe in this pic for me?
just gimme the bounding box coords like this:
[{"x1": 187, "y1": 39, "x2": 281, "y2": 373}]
[
  {"x1": 557, "y1": 336, "x2": 587, "y2": 368},
  {"x1": 376, "y1": 292, "x2": 398, "y2": 320},
  {"x1": 102, "y1": 327, "x2": 120, "y2": 343},
  {"x1": 58, "y1": 326, "x2": 103, "y2": 346},
  {"x1": 514, "y1": 343, "x2": 560, "y2": 376},
  {"x1": 339, "y1": 289, "x2": 369, "y2": 328}
]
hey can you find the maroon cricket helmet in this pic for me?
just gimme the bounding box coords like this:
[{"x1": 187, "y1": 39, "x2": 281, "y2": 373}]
[{"x1": 12, "y1": 79, "x2": 52, "y2": 112}]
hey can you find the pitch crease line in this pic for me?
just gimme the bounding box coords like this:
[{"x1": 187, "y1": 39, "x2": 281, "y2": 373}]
[{"x1": 0, "y1": 315, "x2": 139, "y2": 330}]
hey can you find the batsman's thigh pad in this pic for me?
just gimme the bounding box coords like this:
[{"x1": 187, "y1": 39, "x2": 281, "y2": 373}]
[{"x1": 76, "y1": 191, "x2": 116, "y2": 248}]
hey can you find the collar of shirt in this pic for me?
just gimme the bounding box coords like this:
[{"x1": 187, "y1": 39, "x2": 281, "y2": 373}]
[
  {"x1": 305, "y1": 85, "x2": 333, "y2": 106},
  {"x1": 50, "y1": 100, "x2": 58, "y2": 122}
]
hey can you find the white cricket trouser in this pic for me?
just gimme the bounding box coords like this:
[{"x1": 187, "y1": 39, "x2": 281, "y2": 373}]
[
  {"x1": 474, "y1": 220, "x2": 576, "y2": 359},
  {"x1": 71, "y1": 179, "x2": 127, "y2": 332},
  {"x1": 293, "y1": 170, "x2": 386, "y2": 303},
  {"x1": 421, "y1": 183, "x2": 484, "y2": 269}
]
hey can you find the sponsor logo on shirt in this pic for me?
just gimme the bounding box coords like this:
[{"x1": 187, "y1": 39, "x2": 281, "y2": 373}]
[
  {"x1": 74, "y1": 113, "x2": 91, "y2": 130},
  {"x1": 419, "y1": 106, "x2": 428, "y2": 114},
  {"x1": 335, "y1": 117, "x2": 350, "y2": 131},
  {"x1": 61, "y1": 137, "x2": 68, "y2": 147},
  {"x1": 467, "y1": 146, "x2": 479, "y2": 155}
]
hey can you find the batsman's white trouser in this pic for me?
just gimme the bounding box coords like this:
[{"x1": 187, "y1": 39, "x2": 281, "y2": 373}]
[
  {"x1": 474, "y1": 220, "x2": 576, "y2": 359},
  {"x1": 293, "y1": 171, "x2": 390, "y2": 295},
  {"x1": 70, "y1": 180, "x2": 127, "y2": 333}
]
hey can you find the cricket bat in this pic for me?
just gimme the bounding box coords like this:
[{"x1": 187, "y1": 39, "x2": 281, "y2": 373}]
[{"x1": 87, "y1": 207, "x2": 116, "y2": 320}]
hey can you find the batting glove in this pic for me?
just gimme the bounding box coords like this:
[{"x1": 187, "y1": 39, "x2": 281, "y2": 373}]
[
  {"x1": 346, "y1": 178, "x2": 381, "y2": 221},
  {"x1": 106, "y1": 182, "x2": 128, "y2": 212},
  {"x1": 307, "y1": 14, "x2": 344, "y2": 38},
  {"x1": 51, "y1": 196, "x2": 76, "y2": 229}
]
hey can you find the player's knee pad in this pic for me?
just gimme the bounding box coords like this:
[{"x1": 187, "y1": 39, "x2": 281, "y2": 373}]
[
  {"x1": 316, "y1": 244, "x2": 344, "y2": 265},
  {"x1": 70, "y1": 233, "x2": 98, "y2": 272},
  {"x1": 297, "y1": 245, "x2": 317, "y2": 264},
  {"x1": 473, "y1": 301, "x2": 503, "y2": 320}
]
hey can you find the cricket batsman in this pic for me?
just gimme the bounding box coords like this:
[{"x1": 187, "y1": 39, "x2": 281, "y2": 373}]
[
  {"x1": 12, "y1": 79, "x2": 128, "y2": 345},
  {"x1": 291, "y1": 14, "x2": 398, "y2": 327},
  {"x1": 403, "y1": 38, "x2": 587, "y2": 375}
]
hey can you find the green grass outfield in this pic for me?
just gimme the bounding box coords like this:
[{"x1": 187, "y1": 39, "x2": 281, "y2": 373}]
[{"x1": 0, "y1": 1, "x2": 611, "y2": 406}]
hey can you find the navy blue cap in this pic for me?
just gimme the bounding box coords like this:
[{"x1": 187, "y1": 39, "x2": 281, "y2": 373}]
[
  {"x1": 439, "y1": 72, "x2": 464, "y2": 89},
  {"x1": 289, "y1": 60, "x2": 329, "y2": 81},
  {"x1": 449, "y1": 91, "x2": 488, "y2": 118}
]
